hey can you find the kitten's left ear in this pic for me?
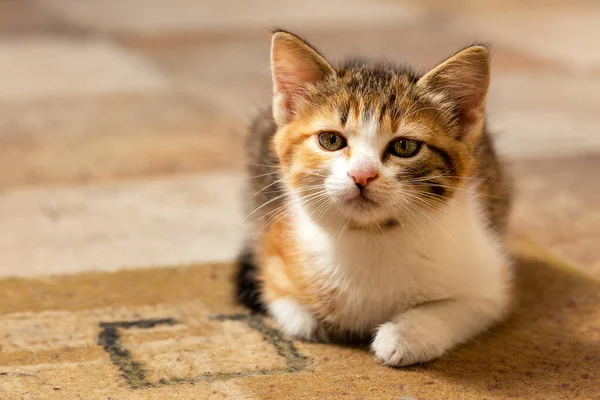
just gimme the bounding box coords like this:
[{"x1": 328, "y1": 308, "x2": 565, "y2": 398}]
[
  {"x1": 417, "y1": 45, "x2": 490, "y2": 140},
  {"x1": 270, "y1": 30, "x2": 335, "y2": 126}
]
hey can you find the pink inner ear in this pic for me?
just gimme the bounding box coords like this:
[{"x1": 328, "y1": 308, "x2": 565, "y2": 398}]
[
  {"x1": 274, "y1": 66, "x2": 306, "y2": 94},
  {"x1": 272, "y1": 63, "x2": 320, "y2": 120},
  {"x1": 426, "y1": 70, "x2": 488, "y2": 129},
  {"x1": 270, "y1": 33, "x2": 334, "y2": 123},
  {"x1": 274, "y1": 59, "x2": 322, "y2": 94},
  {"x1": 452, "y1": 87, "x2": 484, "y2": 125},
  {"x1": 454, "y1": 69, "x2": 488, "y2": 110},
  {"x1": 418, "y1": 47, "x2": 489, "y2": 129},
  {"x1": 273, "y1": 69, "x2": 306, "y2": 116}
]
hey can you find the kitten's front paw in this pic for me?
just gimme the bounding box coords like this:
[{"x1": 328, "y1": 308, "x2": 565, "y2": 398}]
[
  {"x1": 371, "y1": 322, "x2": 412, "y2": 366},
  {"x1": 371, "y1": 320, "x2": 443, "y2": 367},
  {"x1": 269, "y1": 298, "x2": 318, "y2": 341}
]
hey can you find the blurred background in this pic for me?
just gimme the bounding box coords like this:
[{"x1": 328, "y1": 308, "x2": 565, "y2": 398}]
[{"x1": 0, "y1": 0, "x2": 598, "y2": 278}]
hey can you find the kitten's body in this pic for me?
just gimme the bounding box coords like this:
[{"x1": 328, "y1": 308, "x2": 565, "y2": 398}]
[{"x1": 236, "y1": 31, "x2": 512, "y2": 366}]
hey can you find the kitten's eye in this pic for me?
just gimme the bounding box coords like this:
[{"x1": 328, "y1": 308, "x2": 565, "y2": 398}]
[
  {"x1": 387, "y1": 138, "x2": 421, "y2": 158},
  {"x1": 318, "y1": 132, "x2": 347, "y2": 151}
]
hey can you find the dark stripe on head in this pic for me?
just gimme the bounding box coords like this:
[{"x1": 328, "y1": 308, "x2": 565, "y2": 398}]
[
  {"x1": 339, "y1": 102, "x2": 349, "y2": 127},
  {"x1": 393, "y1": 144, "x2": 455, "y2": 198},
  {"x1": 378, "y1": 102, "x2": 387, "y2": 124},
  {"x1": 388, "y1": 93, "x2": 400, "y2": 132},
  {"x1": 399, "y1": 167, "x2": 440, "y2": 181},
  {"x1": 426, "y1": 145, "x2": 453, "y2": 172}
]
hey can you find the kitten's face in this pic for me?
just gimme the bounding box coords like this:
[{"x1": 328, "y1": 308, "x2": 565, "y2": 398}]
[
  {"x1": 270, "y1": 32, "x2": 489, "y2": 230},
  {"x1": 275, "y1": 81, "x2": 467, "y2": 229}
]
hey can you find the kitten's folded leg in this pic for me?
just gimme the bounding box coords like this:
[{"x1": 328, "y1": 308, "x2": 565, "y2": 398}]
[
  {"x1": 371, "y1": 296, "x2": 509, "y2": 367},
  {"x1": 268, "y1": 297, "x2": 330, "y2": 342},
  {"x1": 269, "y1": 297, "x2": 318, "y2": 341}
]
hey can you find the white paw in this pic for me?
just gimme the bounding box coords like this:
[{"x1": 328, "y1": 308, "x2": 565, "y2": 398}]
[
  {"x1": 371, "y1": 321, "x2": 444, "y2": 367},
  {"x1": 269, "y1": 298, "x2": 317, "y2": 341}
]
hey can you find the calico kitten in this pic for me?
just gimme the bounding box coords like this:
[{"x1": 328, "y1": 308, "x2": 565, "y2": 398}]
[{"x1": 236, "y1": 30, "x2": 512, "y2": 367}]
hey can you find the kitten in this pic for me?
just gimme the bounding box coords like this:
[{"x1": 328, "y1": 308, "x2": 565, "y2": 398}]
[{"x1": 236, "y1": 30, "x2": 512, "y2": 367}]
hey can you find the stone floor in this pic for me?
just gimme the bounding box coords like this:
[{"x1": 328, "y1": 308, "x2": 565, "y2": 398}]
[{"x1": 0, "y1": 0, "x2": 598, "y2": 277}]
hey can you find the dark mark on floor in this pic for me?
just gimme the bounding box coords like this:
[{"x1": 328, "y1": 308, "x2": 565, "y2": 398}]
[
  {"x1": 97, "y1": 314, "x2": 309, "y2": 389},
  {"x1": 97, "y1": 318, "x2": 176, "y2": 389},
  {"x1": 212, "y1": 313, "x2": 309, "y2": 374}
]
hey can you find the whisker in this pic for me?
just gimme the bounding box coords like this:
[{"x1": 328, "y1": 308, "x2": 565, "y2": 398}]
[
  {"x1": 251, "y1": 178, "x2": 285, "y2": 197},
  {"x1": 409, "y1": 182, "x2": 508, "y2": 200},
  {"x1": 397, "y1": 195, "x2": 456, "y2": 242},
  {"x1": 247, "y1": 171, "x2": 281, "y2": 179},
  {"x1": 402, "y1": 190, "x2": 503, "y2": 235},
  {"x1": 246, "y1": 187, "x2": 326, "y2": 220},
  {"x1": 335, "y1": 218, "x2": 351, "y2": 244},
  {"x1": 244, "y1": 162, "x2": 280, "y2": 169}
]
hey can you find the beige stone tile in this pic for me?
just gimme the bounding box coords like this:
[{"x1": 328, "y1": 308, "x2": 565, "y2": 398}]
[
  {"x1": 398, "y1": 1, "x2": 600, "y2": 70},
  {"x1": 453, "y1": 9, "x2": 600, "y2": 72},
  {"x1": 0, "y1": 1, "x2": 77, "y2": 36},
  {"x1": 490, "y1": 46, "x2": 567, "y2": 73},
  {"x1": 488, "y1": 72, "x2": 600, "y2": 159},
  {"x1": 0, "y1": 37, "x2": 167, "y2": 101},
  {"x1": 40, "y1": 0, "x2": 424, "y2": 35},
  {"x1": 0, "y1": 173, "x2": 245, "y2": 278},
  {"x1": 0, "y1": 94, "x2": 245, "y2": 190},
  {"x1": 397, "y1": 0, "x2": 600, "y2": 13},
  {"x1": 510, "y1": 156, "x2": 600, "y2": 276},
  {"x1": 132, "y1": 35, "x2": 272, "y2": 119}
]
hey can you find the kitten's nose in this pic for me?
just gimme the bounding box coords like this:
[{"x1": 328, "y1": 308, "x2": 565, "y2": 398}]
[{"x1": 348, "y1": 169, "x2": 378, "y2": 188}]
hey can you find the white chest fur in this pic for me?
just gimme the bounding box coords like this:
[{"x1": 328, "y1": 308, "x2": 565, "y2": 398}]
[{"x1": 292, "y1": 191, "x2": 509, "y2": 334}]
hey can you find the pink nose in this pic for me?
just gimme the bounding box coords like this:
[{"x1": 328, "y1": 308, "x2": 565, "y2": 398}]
[{"x1": 348, "y1": 169, "x2": 378, "y2": 188}]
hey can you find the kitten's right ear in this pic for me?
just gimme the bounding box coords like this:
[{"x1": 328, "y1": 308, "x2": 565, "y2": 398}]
[{"x1": 270, "y1": 30, "x2": 334, "y2": 126}]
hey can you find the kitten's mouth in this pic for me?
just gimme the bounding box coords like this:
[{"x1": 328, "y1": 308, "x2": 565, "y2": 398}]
[{"x1": 345, "y1": 192, "x2": 378, "y2": 209}]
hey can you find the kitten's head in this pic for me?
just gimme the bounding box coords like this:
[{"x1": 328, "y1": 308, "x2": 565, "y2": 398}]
[{"x1": 270, "y1": 30, "x2": 490, "y2": 231}]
